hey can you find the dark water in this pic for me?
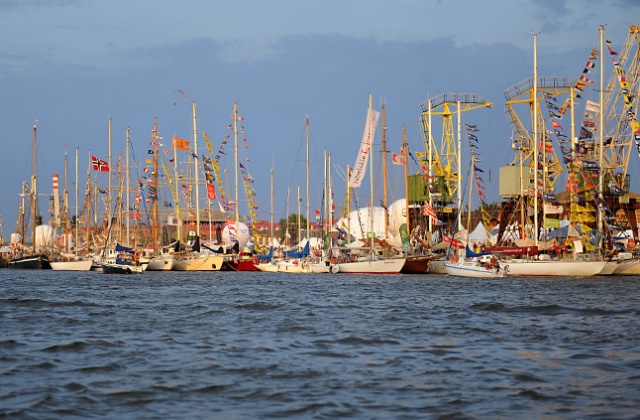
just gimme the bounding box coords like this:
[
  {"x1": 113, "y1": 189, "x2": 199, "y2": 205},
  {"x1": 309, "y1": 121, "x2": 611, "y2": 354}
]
[{"x1": 1, "y1": 271, "x2": 639, "y2": 419}]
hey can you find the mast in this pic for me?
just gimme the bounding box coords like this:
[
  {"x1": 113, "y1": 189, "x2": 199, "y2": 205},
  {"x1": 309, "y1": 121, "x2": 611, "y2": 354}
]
[
  {"x1": 63, "y1": 152, "x2": 69, "y2": 253},
  {"x1": 456, "y1": 100, "x2": 462, "y2": 235},
  {"x1": 32, "y1": 124, "x2": 37, "y2": 254},
  {"x1": 428, "y1": 101, "x2": 434, "y2": 235},
  {"x1": 402, "y1": 125, "x2": 410, "y2": 236},
  {"x1": 381, "y1": 104, "x2": 389, "y2": 238},
  {"x1": 233, "y1": 102, "x2": 240, "y2": 242},
  {"x1": 75, "y1": 147, "x2": 79, "y2": 254},
  {"x1": 467, "y1": 153, "x2": 475, "y2": 233},
  {"x1": 192, "y1": 102, "x2": 200, "y2": 237},
  {"x1": 125, "y1": 127, "x2": 130, "y2": 247},
  {"x1": 172, "y1": 137, "x2": 181, "y2": 241},
  {"x1": 297, "y1": 186, "x2": 301, "y2": 245},
  {"x1": 532, "y1": 32, "x2": 539, "y2": 247},
  {"x1": 597, "y1": 25, "x2": 605, "y2": 246},
  {"x1": 305, "y1": 116, "x2": 310, "y2": 241},
  {"x1": 270, "y1": 167, "x2": 274, "y2": 248},
  {"x1": 107, "y1": 118, "x2": 112, "y2": 228},
  {"x1": 152, "y1": 117, "x2": 160, "y2": 250},
  {"x1": 368, "y1": 93, "x2": 375, "y2": 252}
]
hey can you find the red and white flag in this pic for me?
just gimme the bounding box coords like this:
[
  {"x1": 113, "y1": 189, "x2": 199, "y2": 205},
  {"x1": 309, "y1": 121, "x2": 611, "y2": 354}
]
[
  {"x1": 91, "y1": 156, "x2": 109, "y2": 172},
  {"x1": 391, "y1": 152, "x2": 406, "y2": 165}
]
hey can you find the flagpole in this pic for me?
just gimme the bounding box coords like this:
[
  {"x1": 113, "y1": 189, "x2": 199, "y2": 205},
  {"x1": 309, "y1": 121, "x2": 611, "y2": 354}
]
[
  {"x1": 457, "y1": 100, "x2": 462, "y2": 237},
  {"x1": 598, "y1": 25, "x2": 605, "y2": 247},
  {"x1": 192, "y1": 102, "x2": 200, "y2": 237},
  {"x1": 107, "y1": 118, "x2": 112, "y2": 231}
]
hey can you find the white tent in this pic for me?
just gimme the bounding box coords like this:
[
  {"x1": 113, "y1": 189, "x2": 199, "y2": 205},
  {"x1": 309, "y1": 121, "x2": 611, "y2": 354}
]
[
  {"x1": 221, "y1": 221, "x2": 251, "y2": 247},
  {"x1": 468, "y1": 221, "x2": 489, "y2": 243},
  {"x1": 335, "y1": 206, "x2": 388, "y2": 240}
]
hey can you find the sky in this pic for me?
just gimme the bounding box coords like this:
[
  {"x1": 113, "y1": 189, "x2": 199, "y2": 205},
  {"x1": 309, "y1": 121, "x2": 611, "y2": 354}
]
[{"x1": 0, "y1": 0, "x2": 636, "y2": 241}]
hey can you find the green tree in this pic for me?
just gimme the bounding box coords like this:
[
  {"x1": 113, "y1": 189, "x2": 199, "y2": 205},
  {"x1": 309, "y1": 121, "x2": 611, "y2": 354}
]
[{"x1": 278, "y1": 213, "x2": 307, "y2": 246}]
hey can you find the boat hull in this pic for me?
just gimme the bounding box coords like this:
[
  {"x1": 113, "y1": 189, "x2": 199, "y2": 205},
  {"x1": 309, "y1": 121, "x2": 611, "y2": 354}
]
[
  {"x1": 337, "y1": 258, "x2": 405, "y2": 274},
  {"x1": 612, "y1": 258, "x2": 640, "y2": 275},
  {"x1": 504, "y1": 259, "x2": 607, "y2": 277},
  {"x1": 445, "y1": 261, "x2": 507, "y2": 278},
  {"x1": 50, "y1": 259, "x2": 93, "y2": 271},
  {"x1": 173, "y1": 255, "x2": 225, "y2": 271},
  {"x1": 8, "y1": 254, "x2": 51, "y2": 270},
  {"x1": 101, "y1": 262, "x2": 143, "y2": 274},
  {"x1": 255, "y1": 261, "x2": 278, "y2": 272},
  {"x1": 147, "y1": 255, "x2": 175, "y2": 271},
  {"x1": 223, "y1": 257, "x2": 259, "y2": 271},
  {"x1": 401, "y1": 255, "x2": 432, "y2": 274}
]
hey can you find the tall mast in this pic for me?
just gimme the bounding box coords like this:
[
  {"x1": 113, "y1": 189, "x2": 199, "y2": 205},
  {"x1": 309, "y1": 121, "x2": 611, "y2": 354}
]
[
  {"x1": 597, "y1": 25, "x2": 605, "y2": 245},
  {"x1": 297, "y1": 186, "x2": 302, "y2": 245},
  {"x1": 192, "y1": 102, "x2": 200, "y2": 237},
  {"x1": 456, "y1": 100, "x2": 462, "y2": 235},
  {"x1": 381, "y1": 104, "x2": 389, "y2": 238},
  {"x1": 368, "y1": 93, "x2": 375, "y2": 252},
  {"x1": 32, "y1": 124, "x2": 37, "y2": 253},
  {"x1": 152, "y1": 117, "x2": 160, "y2": 250},
  {"x1": 75, "y1": 147, "x2": 79, "y2": 254},
  {"x1": 270, "y1": 167, "x2": 274, "y2": 247},
  {"x1": 233, "y1": 102, "x2": 240, "y2": 237},
  {"x1": 428, "y1": 101, "x2": 434, "y2": 235},
  {"x1": 125, "y1": 127, "x2": 131, "y2": 247},
  {"x1": 107, "y1": 118, "x2": 112, "y2": 227},
  {"x1": 402, "y1": 125, "x2": 410, "y2": 236},
  {"x1": 63, "y1": 151, "x2": 69, "y2": 253},
  {"x1": 532, "y1": 32, "x2": 539, "y2": 247},
  {"x1": 305, "y1": 116, "x2": 310, "y2": 241}
]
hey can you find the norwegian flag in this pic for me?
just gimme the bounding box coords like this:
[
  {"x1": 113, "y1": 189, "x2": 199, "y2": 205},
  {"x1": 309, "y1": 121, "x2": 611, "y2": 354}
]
[{"x1": 91, "y1": 156, "x2": 109, "y2": 172}]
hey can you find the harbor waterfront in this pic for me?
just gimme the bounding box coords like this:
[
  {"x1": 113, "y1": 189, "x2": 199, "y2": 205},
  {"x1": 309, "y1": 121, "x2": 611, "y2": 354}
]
[{"x1": 1, "y1": 270, "x2": 639, "y2": 418}]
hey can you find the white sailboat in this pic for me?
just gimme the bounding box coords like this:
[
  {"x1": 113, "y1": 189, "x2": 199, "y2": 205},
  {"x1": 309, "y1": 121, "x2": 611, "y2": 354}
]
[
  {"x1": 497, "y1": 33, "x2": 608, "y2": 277},
  {"x1": 333, "y1": 94, "x2": 405, "y2": 274}
]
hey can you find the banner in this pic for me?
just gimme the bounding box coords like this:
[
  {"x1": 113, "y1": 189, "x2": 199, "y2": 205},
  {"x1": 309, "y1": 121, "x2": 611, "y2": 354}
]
[
  {"x1": 172, "y1": 136, "x2": 190, "y2": 151},
  {"x1": 348, "y1": 107, "x2": 380, "y2": 188},
  {"x1": 391, "y1": 152, "x2": 406, "y2": 165}
]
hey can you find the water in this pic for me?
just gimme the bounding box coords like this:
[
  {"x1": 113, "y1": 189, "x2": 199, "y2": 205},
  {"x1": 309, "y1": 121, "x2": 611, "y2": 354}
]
[{"x1": 1, "y1": 270, "x2": 639, "y2": 419}]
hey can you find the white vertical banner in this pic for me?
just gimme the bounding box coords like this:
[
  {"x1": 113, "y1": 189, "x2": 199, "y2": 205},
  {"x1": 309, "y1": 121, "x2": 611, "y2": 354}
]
[{"x1": 348, "y1": 107, "x2": 380, "y2": 188}]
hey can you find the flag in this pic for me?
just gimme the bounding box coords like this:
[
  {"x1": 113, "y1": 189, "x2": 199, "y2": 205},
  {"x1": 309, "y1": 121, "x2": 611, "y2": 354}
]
[
  {"x1": 172, "y1": 136, "x2": 190, "y2": 150},
  {"x1": 465, "y1": 124, "x2": 478, "y2": 131},
  {"x1": 91, "y1": 156, "x2": 109, "y2": 172},
  {"x1": 585, "y1": 100, "x2": 600, "y2": 114},
  {"x1": 391, "y1": 152, "x2": 406, "y2": 165},
  {"x1": 551, "y1": 119, "x2": 564, "y2": 131},
  {"x1": 422, "y1": 201, "x2": 437, "y2": 219},
  {"x1": 467, "y1": 133, "x2": 478, "y2": 141},
  {"x1": 474, "y1": 165, "x2": 484, "y2": 173},
  {"x1": 206, "y1": 182, "x2": 216, "y2": 200}
]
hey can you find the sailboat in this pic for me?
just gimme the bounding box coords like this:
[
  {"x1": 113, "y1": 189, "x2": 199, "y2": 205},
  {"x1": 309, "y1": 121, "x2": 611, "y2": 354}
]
[
  {"x1": 443, "y1": 116, "x2": 508, "y2": 278},
  {"x1": 332, "y1": 94, "x2": 405, "y2": 274},
  {"x1": 100, "y1": 160, "x2": 143, "y2": 275},
  {"x1": 50, "y1": 150, "x2": 93, "y2": 271},
  {"x1": 498, "y1": 32, "x2": 607, "y2": 277},
  {"x1": 222, "y1": 102, "x2": 259, "y2": 271},
  {"x1": 9, "y1": 124, "x2": 51, "y2": 269},
  {"x1": 171, "y1": 102, "x2": 227, "y2": 271}
]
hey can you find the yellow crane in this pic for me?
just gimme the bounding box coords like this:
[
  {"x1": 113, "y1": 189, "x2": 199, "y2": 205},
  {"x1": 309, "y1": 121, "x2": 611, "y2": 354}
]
[{"x1": 419, "y1": 93, "x2": 492, "y2": 203}]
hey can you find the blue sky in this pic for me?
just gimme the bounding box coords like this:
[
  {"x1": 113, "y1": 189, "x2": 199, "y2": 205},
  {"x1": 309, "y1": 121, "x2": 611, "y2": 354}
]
[{"x1": 0, "y1": 0, "x2": 636, "y2": 240}]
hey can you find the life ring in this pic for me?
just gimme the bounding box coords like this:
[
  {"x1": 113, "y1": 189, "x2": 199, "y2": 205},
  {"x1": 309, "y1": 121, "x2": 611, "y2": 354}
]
[
  {"x1": 330, "y1": 257, "x2": 336, "y2": 264},
  {"x1": 294, "y1": 260, "x2": 299, "y2": 266}
]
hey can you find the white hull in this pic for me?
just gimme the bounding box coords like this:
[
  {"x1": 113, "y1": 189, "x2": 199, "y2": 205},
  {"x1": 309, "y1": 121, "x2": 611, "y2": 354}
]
[
  {"x1": 255, "y1": 261, "x2": 278, "y2": 272},
  {"x1": 504, "y1": 259, "x2": 607, "y2": 277},
  {"x1": 612, "y1": 258, "x2": 640, "y2": 275},
  {"x1": 173, "y1": 254, "x2": 225, "y2": 271},
  {"x1": 445, "y1": 261, "x2": 507, "y2": 278},
  {"x1": 147, "y1": 254, "x2": 175, "y2": 271},
  {"x1": 309, "y1": 262, "x2": 339, "y2": 274},
  {"x1": 428, "y1": 259, "x2": 447, "y2": 274},
  {"x1": 50, "y1": 259, "x2": 93, "y2": 271},
  {"x1": 276, "y1": 260, "x2": 307, "y2": 273},
  {"x1": 337, "y1": 258, "x2": 405, "y2": 274}
]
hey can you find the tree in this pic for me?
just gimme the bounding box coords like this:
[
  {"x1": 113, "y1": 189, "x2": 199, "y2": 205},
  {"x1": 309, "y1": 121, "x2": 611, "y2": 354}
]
[{"x1": 278, "y1": 213, "x2": 307, "y2": 246}]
